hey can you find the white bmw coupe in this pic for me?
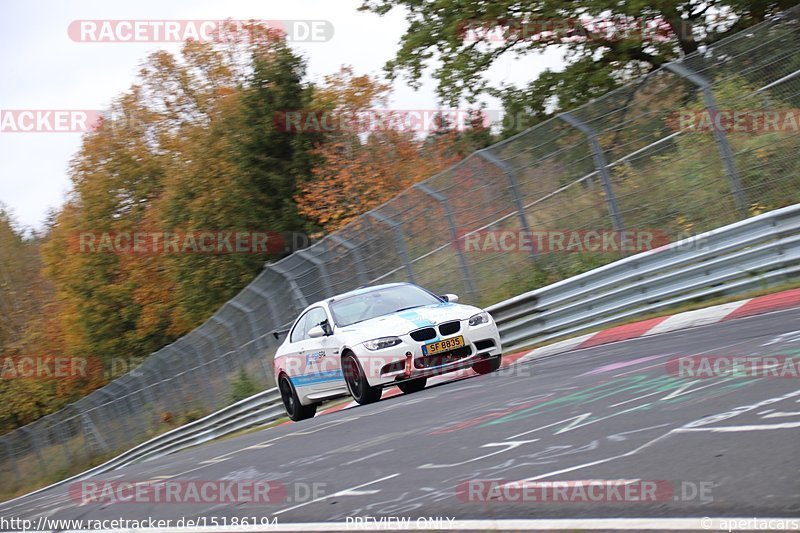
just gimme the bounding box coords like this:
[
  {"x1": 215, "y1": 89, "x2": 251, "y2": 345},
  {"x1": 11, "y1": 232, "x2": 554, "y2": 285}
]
[{"x1": 273, "y1": 282, "x2": 502, "y2": 421}]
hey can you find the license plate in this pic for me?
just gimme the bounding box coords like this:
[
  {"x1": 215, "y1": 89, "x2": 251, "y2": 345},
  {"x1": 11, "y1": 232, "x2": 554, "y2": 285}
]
[{"x1": 423, "y1": 335, "x2": 465, "y2": 356}]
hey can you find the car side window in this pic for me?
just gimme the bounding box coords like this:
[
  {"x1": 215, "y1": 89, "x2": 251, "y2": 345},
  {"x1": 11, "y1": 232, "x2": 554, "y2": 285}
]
[
  {"x1": 303, "y1": 307, "x2": 329, "y2": 339},
  {"x1": 289, "y1": 313, "x2": 307, "y2": 343}
]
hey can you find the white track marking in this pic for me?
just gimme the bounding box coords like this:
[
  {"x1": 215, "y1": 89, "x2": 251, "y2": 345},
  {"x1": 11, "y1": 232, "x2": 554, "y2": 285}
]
[
  {"x1": 611, "y1": 359, "x2": 674, "y2": 377},
  {"x1": 517, "y1": 431, "x2": 677, "y2": 482},
  {"x1": 274, "y1": 473, "x2": 399, "y2": 515},
  {"x1": 606, "y1": 424, "x2": 671, "y2": 441},
  {"x1": 762, "y1": 411, "x2": 800, "y2": 418},
  {"x1": 419, "y1": 440, "x2": 539, "y2": 469},
  {"x1": 660, "y1": 378, "x2": 733, "y2": 400},
  {"x1": 506, "y1": 415, "x2": 593, "y2": 440},
  {"x1": 341, "y1": 449, "x2": 393, "y2": 465},
  {"x1": 762, "y1": 330, "x2": 800, "y2": 346},
  {"x1": 243, "y1": 442, "x2": 274, "y2": 450},
  {"x1": 675, "y1": 422, "x2": 800, "y2": 432}
]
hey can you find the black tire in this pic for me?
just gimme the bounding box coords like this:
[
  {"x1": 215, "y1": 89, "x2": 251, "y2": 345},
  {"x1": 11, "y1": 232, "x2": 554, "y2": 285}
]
[
  {"x1": 342, "y1": 353, "x2": 382, "y2": 405},
  {"x1": 397, "y1": 377, "x2": 427, "y2": 394},
  {"x1": 472, "y1": 355, "x2": 502, "y2": 375},
  {"x1": 278, "y1": 374, "x2": 317, "y2": 422}
]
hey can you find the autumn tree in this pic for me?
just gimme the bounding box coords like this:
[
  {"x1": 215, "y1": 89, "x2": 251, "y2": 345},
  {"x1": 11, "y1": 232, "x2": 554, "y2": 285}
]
[
  {"x1": 294, "y1": 67, "x2": 492, "y2": 232},
  {"x1": 41, "y1": 27, "x2": 318, "y2": 386}
]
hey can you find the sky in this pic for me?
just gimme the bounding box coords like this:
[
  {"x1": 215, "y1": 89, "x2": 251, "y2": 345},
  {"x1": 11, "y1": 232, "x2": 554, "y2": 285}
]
[{"x1": 0, "y1": 0, "x2": 564, "y2": 232}]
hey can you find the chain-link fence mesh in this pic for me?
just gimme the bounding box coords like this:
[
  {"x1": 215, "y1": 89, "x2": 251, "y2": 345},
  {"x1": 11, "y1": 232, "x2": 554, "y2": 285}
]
[{"x1": 3, "y1": 7, "x2": 800, "y2": 495}]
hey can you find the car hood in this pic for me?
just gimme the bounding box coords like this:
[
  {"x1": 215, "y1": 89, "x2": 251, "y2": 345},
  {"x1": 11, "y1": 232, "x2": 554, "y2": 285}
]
[{"x1": 335, "y1": 302, "x2": 483, "y2": 342}]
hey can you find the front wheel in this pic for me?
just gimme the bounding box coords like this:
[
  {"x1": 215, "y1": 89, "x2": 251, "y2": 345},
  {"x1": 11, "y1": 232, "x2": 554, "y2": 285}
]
[
  {"x1": 397, "y1": 377, "x2": 427, "y2": 394},
  {"x1": 343, "y1": 353, "x2": 382, "y2": 405},
  {"x1": 472, "y1": 355, "x2": 502, "y2": 375},
  {"x1": 279, "y1": 374, "x2": 317, "y2": 421}
]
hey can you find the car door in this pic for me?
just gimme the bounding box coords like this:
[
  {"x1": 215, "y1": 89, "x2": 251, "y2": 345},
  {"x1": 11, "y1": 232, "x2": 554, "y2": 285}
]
[
  {"x1": 280, "y1": 311, "x2": 308, "y2": 382},
  {"x1": 298, "y1": 307, "x2": 344, "y2": 393}
]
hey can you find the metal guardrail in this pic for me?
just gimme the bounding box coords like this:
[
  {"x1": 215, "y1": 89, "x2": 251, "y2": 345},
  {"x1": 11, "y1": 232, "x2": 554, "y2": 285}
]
[
  {"x1": 3, "y1": 389, "x2": 284, "y2": 504},
  {"x1": 6, "y1": 203, "x2": 798, "y2": 505},
  {"x1": 488, "y1": 203, "x2": 800, "y2": 351}
]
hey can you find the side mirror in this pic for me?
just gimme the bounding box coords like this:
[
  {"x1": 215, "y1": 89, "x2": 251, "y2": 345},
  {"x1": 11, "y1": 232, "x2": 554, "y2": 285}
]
[
  {"x1": 308, "y1": 325, "x2": 326, "y2": 338},
  {"x1": 442, "y1": 293, "x2": 459, "y2": 303}
]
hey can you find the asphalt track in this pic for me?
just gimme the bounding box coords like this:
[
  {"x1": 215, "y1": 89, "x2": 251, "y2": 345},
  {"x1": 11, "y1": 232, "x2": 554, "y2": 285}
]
[{"x1": 2, "y1": 307, "x2": 800, "y2": 530}]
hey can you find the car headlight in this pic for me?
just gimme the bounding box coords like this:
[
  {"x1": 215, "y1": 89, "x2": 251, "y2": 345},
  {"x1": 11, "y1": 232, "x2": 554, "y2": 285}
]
[
  {"x1": 363, "y1": 336, "x2": 402, "y2": 351},
  {"x1": 469, "y1": 312, "x2": 490, "y2": 326}
]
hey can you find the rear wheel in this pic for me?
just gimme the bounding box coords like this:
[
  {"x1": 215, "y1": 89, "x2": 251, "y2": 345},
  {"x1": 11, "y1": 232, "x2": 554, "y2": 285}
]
[
  {"x1": 279, "y1": 374, "x2": 317, "y2": 421},
  {"x1": 472, "y1": 355, "x2": 502, "y2": 375},
  {"x1": 397, "y1": 377, "x2": 427, "y2": 394},
  {"x1": 343, "y1": 353, "x2": 382, "y2": 405}
]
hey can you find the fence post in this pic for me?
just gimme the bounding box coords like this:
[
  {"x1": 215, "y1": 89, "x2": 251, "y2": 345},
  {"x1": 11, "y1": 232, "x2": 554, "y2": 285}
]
[
  {"x1": 141, "y1": 366, "x2": 171, "y2": 429},
  {"x1": 17, "y1": 427, "x2": 46, "y2": 474},
  {"x1": 212, "y1": 314, "x2": 245, "y2": 373},
  {"x1": 197, "y1": 328, "x2": 229, "y2": 388},
  {"x1": 329, "y1": 234, "x2": 369, "y2": 286},
  {"x1": 156, "y1": 348, "x2": 194, "y2": 412},
  {"x1": 557, "y1": 112, "x2": 625, "y2": 231},
  {"x1": 1, "y1": 437, "x2": 20, "y2": 487},
  {"x1": 268, "y1": 263, "x2": 309, "y2": 310},
  {"x1": 664, "y1": 62, "x2": 748, "y2": 217},
  {"x1": 476, "y1": 149, "x2": 536, "y2": 259},
  {"x1": 367, "y1": 211, "x2": 415, "y2": 283},
  {"x1": 79, "y1": 411, "x2": 110, "y2": 455},
  {"x1": 229, "y1": 300, "x2": 265, "y2": 353},
  {"x1": 173, "y1": 342, "x2": 215, "y2": 407},
  {"x1": 296, "y1": 247, "x2": 334, "y2": 298},
  {"x1": 109, "y1": 384, "x2": 134, "y2": 438},
  {"x1": 414, "y1": 182, "x2": 477, "y2": 301},
  {"x1": 246, "y1": 283, "x2": 282, "y2": 339},
  {"x1": 228, "y1": 300, "x2": 273, "y2": 383}
]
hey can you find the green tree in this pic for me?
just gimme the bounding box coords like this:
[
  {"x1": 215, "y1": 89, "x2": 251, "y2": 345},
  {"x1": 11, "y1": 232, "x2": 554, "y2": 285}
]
[{"x1": 360, "y1": 0, "x2": 796, "y2": 119}]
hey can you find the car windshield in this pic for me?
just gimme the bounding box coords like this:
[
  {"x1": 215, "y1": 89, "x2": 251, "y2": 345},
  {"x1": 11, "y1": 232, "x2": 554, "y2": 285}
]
[{"x1": 330, "y1": 285, "x2": 442, "y2": 327}]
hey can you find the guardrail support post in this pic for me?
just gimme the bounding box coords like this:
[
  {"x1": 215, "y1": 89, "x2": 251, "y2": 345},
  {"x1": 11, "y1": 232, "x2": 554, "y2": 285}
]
[
  {"x1": 414, "y1": 183, "x2": 477, "y2": 301},
  {"x1": 367, "y1": 211, "x2": 415, "y2": 283},
  {"x1": 329, "y1": 234, "x2": 369, "y2": 287},
  {"x1": 664, "y1": 62, "x2": 748, "y2": 217},
  {"x1": 558, "y1": 112, "x2": 625, "y2": 231}
]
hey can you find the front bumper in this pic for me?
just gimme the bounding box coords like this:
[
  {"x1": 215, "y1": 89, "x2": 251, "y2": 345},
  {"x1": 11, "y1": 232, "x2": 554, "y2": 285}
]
[{"x1": 354, "y1": 319, "x2": 502, "y2": 388}]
